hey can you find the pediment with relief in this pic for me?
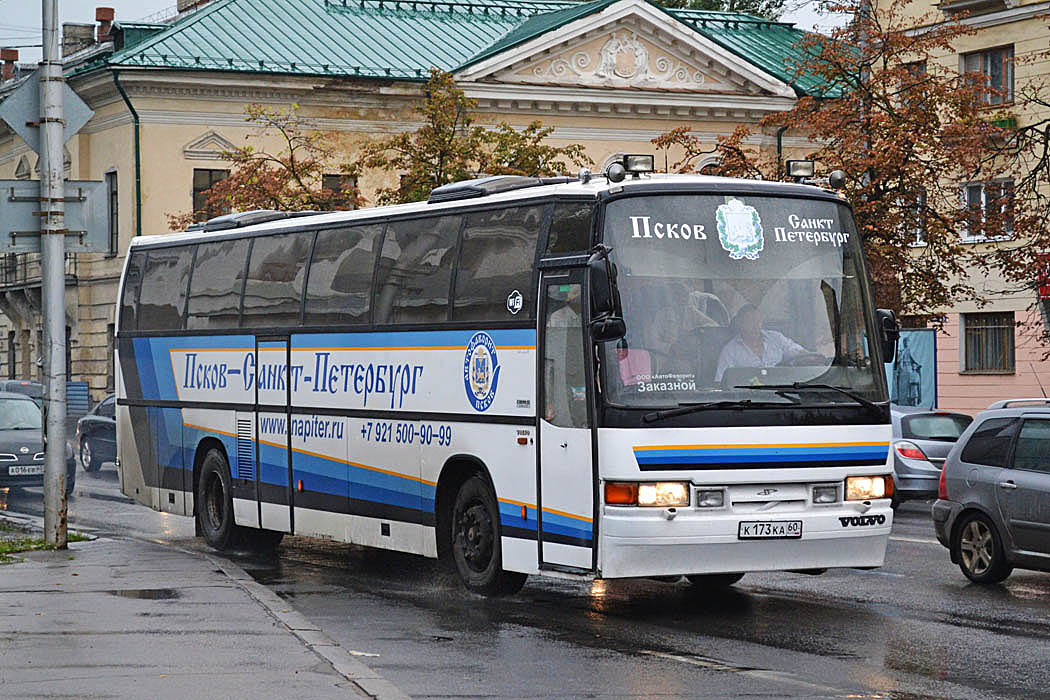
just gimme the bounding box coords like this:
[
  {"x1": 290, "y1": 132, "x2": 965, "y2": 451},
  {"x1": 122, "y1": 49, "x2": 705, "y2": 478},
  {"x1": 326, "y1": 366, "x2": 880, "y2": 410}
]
[
  {"x1": 457, "y1": 0, "x2": 794, "y2": 99},
  {"x1": 509, "y1": 30, "x2": 737, "y2": 92}
]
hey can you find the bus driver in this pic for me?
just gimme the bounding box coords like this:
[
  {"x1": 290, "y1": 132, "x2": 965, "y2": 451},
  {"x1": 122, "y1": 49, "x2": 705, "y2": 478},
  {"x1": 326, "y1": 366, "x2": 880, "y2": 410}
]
[{"x1": 714, "y1": 304, "x2": 810, "y2": 384}]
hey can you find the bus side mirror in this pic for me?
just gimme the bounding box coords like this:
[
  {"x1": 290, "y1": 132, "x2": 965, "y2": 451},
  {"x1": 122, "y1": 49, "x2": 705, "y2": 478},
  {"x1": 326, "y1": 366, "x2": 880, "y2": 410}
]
[
  {"x1": 588, "y1": 246, "x2": 626, "y2": 343},
  {"x1": 877, "y1": 308, "x2": 900, "y2": 363}
]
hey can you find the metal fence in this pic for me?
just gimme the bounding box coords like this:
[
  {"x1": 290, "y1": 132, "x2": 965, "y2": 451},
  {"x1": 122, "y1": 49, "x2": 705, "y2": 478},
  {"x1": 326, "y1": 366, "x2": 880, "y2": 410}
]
[{"x1": 0, "y1": 252, "x2": 77, "y2": 287}]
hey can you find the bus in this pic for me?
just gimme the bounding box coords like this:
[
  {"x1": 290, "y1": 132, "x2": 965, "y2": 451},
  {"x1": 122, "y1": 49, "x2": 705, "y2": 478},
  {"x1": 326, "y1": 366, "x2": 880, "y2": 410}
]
[{"x1": 116, "y1": 158, "x2": 897, "y2": 595}]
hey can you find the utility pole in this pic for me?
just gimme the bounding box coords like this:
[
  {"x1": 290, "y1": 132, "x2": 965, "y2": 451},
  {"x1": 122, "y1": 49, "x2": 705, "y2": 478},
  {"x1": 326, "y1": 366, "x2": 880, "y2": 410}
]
[{"x1": 40, "y1": 0, "x2": 67, "y2": 548}]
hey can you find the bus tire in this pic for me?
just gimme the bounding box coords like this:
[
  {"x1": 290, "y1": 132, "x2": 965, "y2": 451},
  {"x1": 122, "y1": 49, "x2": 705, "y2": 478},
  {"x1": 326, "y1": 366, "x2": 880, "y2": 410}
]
[
  {"x1": 196, "y1": 449, "x2": 239, "y2": 551},
  {"x1": 450, "y1": 475, "x2": 527, "y2": 596},
  {"x1": 686, "y1": 572, "x2": 745, "y2": 590}
]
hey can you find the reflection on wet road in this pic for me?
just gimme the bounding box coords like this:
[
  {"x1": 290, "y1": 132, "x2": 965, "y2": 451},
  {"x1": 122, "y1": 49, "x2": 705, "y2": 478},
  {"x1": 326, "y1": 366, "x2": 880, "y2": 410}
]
[{"x1": 6, "y1": 474, "x2": 1050, "y2": 699}]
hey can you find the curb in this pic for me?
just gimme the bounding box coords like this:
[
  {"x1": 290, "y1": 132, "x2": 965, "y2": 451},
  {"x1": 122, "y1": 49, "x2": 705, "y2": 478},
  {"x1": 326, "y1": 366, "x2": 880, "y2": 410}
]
[
  {"x1": 198, "y1": 549, "x2": 413, "y2": 700},
  {"x1": 0, "y1": 510, "x2": 411, "y2": 700}
]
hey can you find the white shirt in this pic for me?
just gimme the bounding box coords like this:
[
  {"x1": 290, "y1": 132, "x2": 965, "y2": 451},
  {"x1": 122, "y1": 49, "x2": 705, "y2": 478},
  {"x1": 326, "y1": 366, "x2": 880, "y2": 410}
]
[{"x1": 715, "y1": 330, "x2": 807, "y2": 382}]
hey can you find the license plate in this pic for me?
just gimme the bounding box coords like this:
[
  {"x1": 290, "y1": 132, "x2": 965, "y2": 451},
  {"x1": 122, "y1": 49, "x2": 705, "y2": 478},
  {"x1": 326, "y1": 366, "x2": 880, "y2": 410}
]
[
  {"x1": 738, "y1": 520, "x2": 802, "y2": 539},
  {"x1": 8, "y1": 465, "x2": 43, "y2": 476}
]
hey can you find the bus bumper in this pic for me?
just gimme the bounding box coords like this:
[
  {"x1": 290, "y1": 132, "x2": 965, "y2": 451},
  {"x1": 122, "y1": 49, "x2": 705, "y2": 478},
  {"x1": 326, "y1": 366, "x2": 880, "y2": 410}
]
[{"x1": 598, "y1": 506, "x2": 891, "y2": 579}]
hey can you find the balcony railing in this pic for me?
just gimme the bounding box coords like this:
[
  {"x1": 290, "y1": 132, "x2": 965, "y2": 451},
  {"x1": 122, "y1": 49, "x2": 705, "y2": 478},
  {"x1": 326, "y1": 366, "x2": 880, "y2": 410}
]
[{"x1": 0, "y1": 252, "x2": 78, "y2": 288}]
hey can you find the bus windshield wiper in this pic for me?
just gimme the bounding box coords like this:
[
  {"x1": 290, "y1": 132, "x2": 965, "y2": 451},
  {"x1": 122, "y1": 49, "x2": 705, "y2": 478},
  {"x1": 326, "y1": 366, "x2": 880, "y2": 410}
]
[
  {"x1": 733, "y1": 382, "x2": 885, "y2": 413},
  {"x1": 643, "y1": 400, "x2": 788, "y2": 424}
]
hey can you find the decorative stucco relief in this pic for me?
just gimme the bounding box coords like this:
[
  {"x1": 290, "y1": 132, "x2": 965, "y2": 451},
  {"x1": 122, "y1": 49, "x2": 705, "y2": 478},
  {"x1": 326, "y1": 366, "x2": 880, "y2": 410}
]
[{"x1": 515, "y1": 31, "x2": 717, "y2": 89}]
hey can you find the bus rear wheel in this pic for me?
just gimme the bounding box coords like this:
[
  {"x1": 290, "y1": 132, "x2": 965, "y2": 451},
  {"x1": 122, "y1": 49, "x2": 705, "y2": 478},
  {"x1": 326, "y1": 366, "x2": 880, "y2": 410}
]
[
  {"x1": 450, "y1": 475, "x2": 527, "y2": 596},
  {"x1": 686, "y1": 573, "x2": 745, "y2": 590},
  {"x1": 197, "y1": 449, "x2": 240, "y2": 551}
]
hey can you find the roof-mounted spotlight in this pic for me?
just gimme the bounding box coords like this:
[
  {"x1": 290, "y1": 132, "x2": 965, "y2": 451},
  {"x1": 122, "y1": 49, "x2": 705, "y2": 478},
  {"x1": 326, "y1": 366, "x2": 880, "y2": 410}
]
[
  {"x1": 606, "y1": 162, "x2": 626, "y2": 183},
  {"x1": 623, "y1": 154, "x2": 655, "y2": 176},
  {"x1": 786, "y1": 160, "x2": 815, "y2": 179},
  {"x1": 828, "y1": 170, "x2": 847, "y2": 190}
]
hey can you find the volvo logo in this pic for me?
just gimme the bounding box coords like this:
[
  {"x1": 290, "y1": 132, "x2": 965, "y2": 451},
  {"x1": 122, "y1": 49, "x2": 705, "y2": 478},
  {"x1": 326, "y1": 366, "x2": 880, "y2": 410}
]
[{"x1": 839, "y1": 515, "x2": 886, "y2": 528}]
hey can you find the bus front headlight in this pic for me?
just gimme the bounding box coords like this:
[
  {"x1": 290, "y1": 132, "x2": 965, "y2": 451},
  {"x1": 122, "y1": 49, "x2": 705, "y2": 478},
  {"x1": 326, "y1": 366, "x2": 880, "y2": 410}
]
[
  {"x1": 638, "y1": 482, "x2": 690, "y2": 507},
  {"x1": 845, "y1": 475, "x2": 892, "y2": 501}
]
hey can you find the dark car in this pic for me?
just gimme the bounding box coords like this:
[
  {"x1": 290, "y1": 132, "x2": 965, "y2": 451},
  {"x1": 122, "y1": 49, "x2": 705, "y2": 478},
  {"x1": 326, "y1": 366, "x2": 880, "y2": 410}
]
[
  {"x1": 0, "y1": 391, "x2": 76, "y2": 494},
  {"x1": 890, "y1": 407, "x2": 973, "y2": 506},
  {"x1": 933, "y1": 399, "x2": 1050, "y2": 583},
  {"x1": 0, "y1": 380, "x2": 43, "y2": 407},
  {"x1": 76, "y1": 394, "x2": 116, "y2": 472}
]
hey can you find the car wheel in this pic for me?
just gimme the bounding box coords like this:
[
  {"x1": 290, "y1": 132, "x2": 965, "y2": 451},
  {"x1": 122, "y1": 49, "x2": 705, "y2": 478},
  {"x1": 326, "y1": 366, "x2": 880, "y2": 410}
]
[
  {"x1": 686, "y1": 573, "x2": 745, "y2": 590},
  {"x1": 953, "y1": 512, "x2": 1012, "y2": 584},
  {"x1": 80, "y1": 437, "x2": 100, "y2": 472},
  {"x1": 196, "y1": 449, "x2": 240, "y2": 551},
  {"x1": 450, "y1": 475, "x2": 527, "y2": 596}
]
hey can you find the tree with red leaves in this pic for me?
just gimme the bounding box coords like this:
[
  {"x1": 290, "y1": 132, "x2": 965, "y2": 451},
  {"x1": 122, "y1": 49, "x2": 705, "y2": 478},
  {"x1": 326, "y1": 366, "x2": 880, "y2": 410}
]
[
  {"x1": 655, "y1": 0, "x2": 1050, "y2": 342},
  {"x1": 167, "y1": 103, "x2": 361, "y2": 231}
]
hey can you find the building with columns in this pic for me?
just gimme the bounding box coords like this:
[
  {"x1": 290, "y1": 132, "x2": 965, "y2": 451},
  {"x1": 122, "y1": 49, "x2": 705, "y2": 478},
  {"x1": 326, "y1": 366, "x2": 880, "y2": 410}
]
[{"x1": 0, "y1": 0, "x2": 819, "y2": 401}]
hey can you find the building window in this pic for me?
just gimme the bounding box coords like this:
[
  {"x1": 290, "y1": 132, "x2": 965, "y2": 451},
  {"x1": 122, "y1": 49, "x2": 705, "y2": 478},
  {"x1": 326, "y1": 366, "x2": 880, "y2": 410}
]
[
  {"x1": 902, "y1": 61, "x2": 927, "y2": 106},
  {"x1": 963, "y1": 46, "x2": 1013, "y2": 105},
  {"x1": 963, "y1": 179, "x2": 1013, "y2": 239},
  {"x1": 963, "y1": 312, "x2": 1015, "y2": 373},
  {"x1": 321, "y1": 174, "x2": 356, "y2": 209},
  {"x1": 192, "y1": 168, "x2": 228, "y2": 222},
  {"x1": 907, "y1": 189, "x2": 928, "y2": 244},
  {"x1": 105, "y1": 171, "x2": 118, "y2": 255},
  {"x1": 6, "y1": 331, "x2": 13, "y2": 380}
]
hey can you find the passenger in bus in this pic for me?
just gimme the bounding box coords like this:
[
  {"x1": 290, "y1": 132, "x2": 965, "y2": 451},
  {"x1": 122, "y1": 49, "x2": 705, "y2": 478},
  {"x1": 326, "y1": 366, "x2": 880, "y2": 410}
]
[{"x1": 714, "y1": 304, "x2": 810, "y2": 384}]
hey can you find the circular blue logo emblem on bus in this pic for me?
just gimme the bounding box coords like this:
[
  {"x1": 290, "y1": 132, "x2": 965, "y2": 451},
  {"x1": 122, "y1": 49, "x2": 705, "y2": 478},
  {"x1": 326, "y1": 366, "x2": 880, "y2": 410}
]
[{"x1": 464, "y1": 332, "x2": 501, "y2": 412}]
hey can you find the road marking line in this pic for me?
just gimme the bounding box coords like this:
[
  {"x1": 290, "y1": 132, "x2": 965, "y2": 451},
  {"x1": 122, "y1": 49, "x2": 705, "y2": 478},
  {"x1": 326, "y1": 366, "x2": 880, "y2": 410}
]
[
  {"x1": 889, "y1": 535, "x2": 939, "y2": 545},
  {"x1": 640, "y1": 650, "x2": 853, "y2": 695}
]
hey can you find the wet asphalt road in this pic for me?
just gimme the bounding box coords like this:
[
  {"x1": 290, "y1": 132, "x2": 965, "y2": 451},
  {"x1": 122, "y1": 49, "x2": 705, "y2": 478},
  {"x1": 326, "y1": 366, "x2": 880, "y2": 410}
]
[{"x1": 6, "y1": 467, "x2": 1050, "y2": 699}]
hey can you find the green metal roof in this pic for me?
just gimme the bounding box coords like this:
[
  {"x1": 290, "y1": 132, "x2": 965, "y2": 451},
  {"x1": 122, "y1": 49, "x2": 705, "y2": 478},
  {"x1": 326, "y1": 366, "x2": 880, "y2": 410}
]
[
  {"x1": 92, "y1": 0, "x2": 824, "y2": 94},
  {"x1": 105, "y1": 0, "x2": 574, "y2": 79}
]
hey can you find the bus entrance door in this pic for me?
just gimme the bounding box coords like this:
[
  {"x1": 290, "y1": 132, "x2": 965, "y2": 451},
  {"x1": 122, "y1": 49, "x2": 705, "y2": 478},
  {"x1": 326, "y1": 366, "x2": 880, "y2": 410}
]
[
  {"x1": 538, "y1": 270, "x2": 595, "y2": 572},
  {"x1": 256, "y1": 338, "x2": 293, "y2": 534}
]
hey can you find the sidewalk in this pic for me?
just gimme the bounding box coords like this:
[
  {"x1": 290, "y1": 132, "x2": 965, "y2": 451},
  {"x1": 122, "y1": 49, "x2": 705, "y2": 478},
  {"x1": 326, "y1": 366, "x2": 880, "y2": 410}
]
[{"x1": 0, "y1": 513, "x2": 410, "y2": 700}]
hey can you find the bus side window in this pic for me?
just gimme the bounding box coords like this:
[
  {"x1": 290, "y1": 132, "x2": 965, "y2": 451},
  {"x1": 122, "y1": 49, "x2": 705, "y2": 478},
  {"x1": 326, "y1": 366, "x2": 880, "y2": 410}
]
[
  {"x1": 119, "y1": 251, "x2": 146, "y2": 331},
  {"x1": 543, "y1": 283, "x2": 588, "y2": 428},
  {"x1": 453, "y1": 206, "x2": 543, "y2": 322},
  {"x1": 374, "y1": 216, "x2": 461, "y2": 325},
  {"x1": 137, "y1": 246, "x2": 194, "y2": 332},
  {"x1": 304, "y1": 224, "x2": 383, "y2": 326},
  {"x1": 546, "y1": 202, "x2": 593, "y2": 255},
  {"x1": 186, "y1": 238, "x2": 250, "y2": 330},
  {"x1": 241, "y1": 231, "x2": 314, "y2": 327}
]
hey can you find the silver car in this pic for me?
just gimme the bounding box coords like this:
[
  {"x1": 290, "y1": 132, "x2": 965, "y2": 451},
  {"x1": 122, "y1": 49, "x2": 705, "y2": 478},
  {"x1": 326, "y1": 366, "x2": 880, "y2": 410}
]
[
  {"x1": 933, "y1": 399, "x2": 1050, "y2": 583},
  {"x1": 890, "y1": 407, "x2": 972, "y2": 506}
]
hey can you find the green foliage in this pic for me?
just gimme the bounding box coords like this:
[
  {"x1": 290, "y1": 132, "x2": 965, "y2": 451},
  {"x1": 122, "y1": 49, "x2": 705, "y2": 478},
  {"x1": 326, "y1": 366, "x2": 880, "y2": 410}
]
[{"x1": 363, "y1": 69, "x2": 589, "y2": 205}]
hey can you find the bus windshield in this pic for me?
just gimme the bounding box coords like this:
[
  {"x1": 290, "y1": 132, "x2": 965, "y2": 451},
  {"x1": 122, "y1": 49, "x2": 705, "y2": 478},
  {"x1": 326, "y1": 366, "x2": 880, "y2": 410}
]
[{"x1": 600, "y1": 193, "x2": 887, "y2": 409}]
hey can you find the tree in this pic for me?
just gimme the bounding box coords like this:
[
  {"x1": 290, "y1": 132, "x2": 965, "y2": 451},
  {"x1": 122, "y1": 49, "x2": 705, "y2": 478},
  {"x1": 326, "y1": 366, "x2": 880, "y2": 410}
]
[
  {"x1": 651, "y1": 0, "x2": 786, "y2": 21},
  {"x1": 167, "y1": 103, "x2": 361, "y2": 231},
  {"x1": 362, "y1": 69, "x2": 589, "y2": 205},
  {"x1": 655, "y1": 0, "x2": 1049, "y2": 326}
]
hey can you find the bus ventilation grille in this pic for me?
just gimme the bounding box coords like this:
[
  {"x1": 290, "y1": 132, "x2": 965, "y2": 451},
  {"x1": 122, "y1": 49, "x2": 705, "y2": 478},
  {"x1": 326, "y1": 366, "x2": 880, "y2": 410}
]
[{"x1": 236, "y1": 419, "x2": 254, "y2": 480}]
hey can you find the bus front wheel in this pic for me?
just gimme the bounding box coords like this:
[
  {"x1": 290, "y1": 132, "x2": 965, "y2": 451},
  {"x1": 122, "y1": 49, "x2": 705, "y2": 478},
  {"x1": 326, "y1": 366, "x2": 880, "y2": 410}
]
[
  {"x1": 450, "y1": 475, "x2": 527, "y2": 596},
  {"x1": 197, "y1": 449, "x2": 239, "y2": 551}
]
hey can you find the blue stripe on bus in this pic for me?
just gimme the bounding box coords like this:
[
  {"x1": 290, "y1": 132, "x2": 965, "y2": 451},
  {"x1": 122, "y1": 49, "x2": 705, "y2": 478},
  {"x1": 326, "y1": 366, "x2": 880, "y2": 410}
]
[{"x1": 634, "y1": 444, "x2": 889, "y2": 467}]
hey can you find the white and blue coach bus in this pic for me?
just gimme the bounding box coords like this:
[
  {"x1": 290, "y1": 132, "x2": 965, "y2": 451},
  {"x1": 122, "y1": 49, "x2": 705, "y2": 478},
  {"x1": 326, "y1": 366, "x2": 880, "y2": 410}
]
[{"x1": 116, "y1": 158, "x2": 898, "y2": 595}]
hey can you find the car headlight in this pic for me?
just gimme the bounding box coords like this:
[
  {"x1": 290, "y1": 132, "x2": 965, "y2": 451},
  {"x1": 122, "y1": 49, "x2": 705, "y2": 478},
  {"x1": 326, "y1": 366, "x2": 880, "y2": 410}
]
[
  {"x1": 605, "y1": 481, "x2": 690, "y2": 507},
  {"x1": 845, "y1": 475, "x2": 893, "y2": 501}
]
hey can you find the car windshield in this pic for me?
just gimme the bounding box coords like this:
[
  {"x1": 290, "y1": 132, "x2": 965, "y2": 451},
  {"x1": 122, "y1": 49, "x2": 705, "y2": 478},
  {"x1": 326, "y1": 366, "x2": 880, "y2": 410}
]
[
  {"x1": 0, "y1": 398, "x2": 42, "y2": 429},
  {"x1": 600, "y1": 193, "x2": 886, "y2": 409},
  {"x1": 902, "y1": 413, "x2": 972, "y2": 441}
]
